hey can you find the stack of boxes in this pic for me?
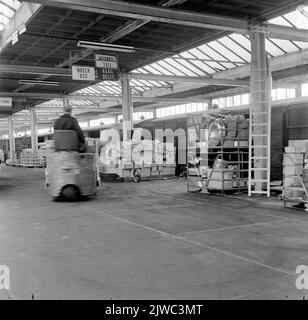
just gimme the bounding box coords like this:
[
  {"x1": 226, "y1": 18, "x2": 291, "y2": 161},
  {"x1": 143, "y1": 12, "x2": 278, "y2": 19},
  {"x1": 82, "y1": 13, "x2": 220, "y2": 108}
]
[
  {"x1": 20, "y1": 149, "x2": 46, "y2": 167},
  {"x1": 283, "y1": 145, "x2": 306, "y2": 201},
  {"x1": 99, "y1": 138, "x2": 176, "y2": 180}
]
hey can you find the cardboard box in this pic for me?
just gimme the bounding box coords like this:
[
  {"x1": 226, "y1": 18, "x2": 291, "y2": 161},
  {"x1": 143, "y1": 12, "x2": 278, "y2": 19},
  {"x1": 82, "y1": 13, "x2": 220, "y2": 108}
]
[
  {"x1": 284, "y1": 189, "x2": 305, "y2": 199},
  {"x1": 283, "y1": 153, "x2": 304, "y2": 166},
  {"x1": 223, "y1": 140, "x2": 234, "y2": 148},
  {"x1": 238, "y1": 120, "x2": 249, "y2": 129},
  {"x1": 284, "y1": 176, "x2": 302, "y2": 187},
  {"x1": 237, "y1": 129, "x2": 249, "y2": 139},
  {"x1": 283, "y1": 165, "x2": 303, "y2": 176}
]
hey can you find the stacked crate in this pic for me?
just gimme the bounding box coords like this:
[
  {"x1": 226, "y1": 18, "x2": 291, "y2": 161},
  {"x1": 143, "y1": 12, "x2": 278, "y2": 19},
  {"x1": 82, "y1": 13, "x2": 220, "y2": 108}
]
[
  {"x1": 283, "y1": 146, "x2": 307, "y2": 206},
  {"x1": 99, "y1": 138, "x2": 176, "y2": 180},
  {"x1": 20, "y1": 149, "x2": 46, "y2": 167}
]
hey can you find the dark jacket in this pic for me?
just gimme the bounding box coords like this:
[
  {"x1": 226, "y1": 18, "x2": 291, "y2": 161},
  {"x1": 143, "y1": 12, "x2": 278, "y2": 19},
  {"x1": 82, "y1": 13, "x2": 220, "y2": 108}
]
[{"x1": 54, "y1": 113, "x2": 86, "y2": 152}]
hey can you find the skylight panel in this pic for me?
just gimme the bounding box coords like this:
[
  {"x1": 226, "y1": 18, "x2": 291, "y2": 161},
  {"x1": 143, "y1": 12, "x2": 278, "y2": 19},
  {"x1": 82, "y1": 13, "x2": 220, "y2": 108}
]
[
  {"x1": 293, "y1": 41, "x2": 308, "y2": 50},
  {"x1": 156, "y1": 60, "x2": 185, "y2": 76},
  {"x1": 269, "y1": 16, "x2": 293, "y2": 26},
  {"x1": 103, "y1": 86, "x2": 121, "y2": 94},
  {"x1": 270, "y1": 38, "x2": 299, "y2": 53},
  {"x1": 162, "y1": 59, "x2": 198, "y2": 76},
  {"x1": 143, "y1": 65, "x2": 163, "y2": 75},
  {"x1": 163, "y1": 59, "x2": 193, "y2": 76},
  {"x1": 189, "y1": 60, "x2": 216, "y2": 74},
  {"x1": 187, "y1": 48, "x2": 212, "y2": 60},
  {"x1": 178, "y1": 51, "x2": 196, "y2": 59},
  {"x1": 208, "y1": 40, "x2": 244, "y2": 63},
  {"x1": 198, "y1": 43, "x2": 226, "y2": 61},
  {"x1": 97, "y1": 87, "x2": 117, "y2": 95},
  {"x1": 283, "y1": 10, "x2": 308, "y2": 29},
  {"x1": 204, "y1": 61, "x2": 226, "y2": 72},
  {"x1": 147, "y1": 80, "x2": 167, "y2": 87},
  {"x1": 219, "y1": 36, "x2": 251, "y2": 62},
  {"x1": 152, "y1": 61, "x2": 179, "y2": 76},
  {"x1": 171, "y1": 58, "x2": 207, "y2": 76},
  {"x1": 134, "y1": 68, "x2": 149, "y2": 74},
  {"x1": 265, "y1": 39, "x2": 285, "y2": 56},
  {"x1": 220, "y1": 62, "x2": 238, "y2": 69},
  {"x1": 0, "y1": 1, "x2": 21, "y2": 31}
]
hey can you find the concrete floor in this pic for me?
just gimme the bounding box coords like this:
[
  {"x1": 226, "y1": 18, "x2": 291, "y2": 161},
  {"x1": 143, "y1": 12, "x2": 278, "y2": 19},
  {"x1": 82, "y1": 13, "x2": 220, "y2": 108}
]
[{"x1": 0, "y1": 165, "x2": 308, "y2": 300}]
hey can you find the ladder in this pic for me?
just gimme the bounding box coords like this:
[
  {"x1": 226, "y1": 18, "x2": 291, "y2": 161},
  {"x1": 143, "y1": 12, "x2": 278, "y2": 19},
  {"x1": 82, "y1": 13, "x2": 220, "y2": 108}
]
[{"x1": 248, "y1": 68, "x2": 272, "y2": 197}]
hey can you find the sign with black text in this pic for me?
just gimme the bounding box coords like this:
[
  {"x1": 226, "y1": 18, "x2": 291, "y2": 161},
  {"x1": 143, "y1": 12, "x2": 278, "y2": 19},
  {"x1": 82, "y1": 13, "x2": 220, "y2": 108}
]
[
  {"x1": 0, "y1": 97, "x2": 12, "y2": 107},
  {"x1": 0, "y1": 97, "x2": 12, "y2": 113},
  {"x1": 95, "y1": 54, "x2": 118, "y2": 69},
  {"x1": 72, "y1": 65, "x2": 95, "y2": 81},
  {"x1": 97, "y1": 68, "x2": 119, "y2": 81}
]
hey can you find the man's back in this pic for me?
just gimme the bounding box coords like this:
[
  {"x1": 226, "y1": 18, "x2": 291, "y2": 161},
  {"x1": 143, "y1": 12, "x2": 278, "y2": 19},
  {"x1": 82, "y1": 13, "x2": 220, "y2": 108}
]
[{"x1": 54, "y1": 114, "x2": 86, "y2": 152}]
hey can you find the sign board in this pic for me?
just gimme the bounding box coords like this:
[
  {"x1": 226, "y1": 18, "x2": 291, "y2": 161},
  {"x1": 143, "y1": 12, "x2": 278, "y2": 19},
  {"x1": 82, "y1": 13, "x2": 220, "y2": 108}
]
[
  {"x1": 95, "y1": 54, "x2": 118, "y2": 69},
  {"x1": 0, "y1": 97, "x2": 12, "y2": 107},
  {"x1": 97, "y1": 68, "x2": 119, "y2": 81},
  {"x1": 72, "y1": 65, "x2": 95, "y2": 81},
  {"x1": 0, "y1": 97, "x2": 12, "y2": 113}
]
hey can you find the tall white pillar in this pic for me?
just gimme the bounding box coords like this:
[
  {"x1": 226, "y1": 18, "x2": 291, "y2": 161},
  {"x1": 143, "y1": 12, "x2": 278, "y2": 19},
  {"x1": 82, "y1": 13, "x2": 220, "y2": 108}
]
[
  {"x1": 121, "y1": 76, "x2": 133, "y2": 141},
  {"x1": 8, "y1": 115, "x2": 15, "y2": 161},
  {"x1": 30, "y1": 108, "x2": 38, "y2": 153},
  {"x1": 250, "y1": 31, "x2": 272, "y2": 191}
]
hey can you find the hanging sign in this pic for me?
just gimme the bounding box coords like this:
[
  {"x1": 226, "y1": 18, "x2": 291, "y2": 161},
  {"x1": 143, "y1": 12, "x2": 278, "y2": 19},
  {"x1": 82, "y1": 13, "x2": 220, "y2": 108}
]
[
  {"x1": 97, "y1": 68, "x2": 119, "y2": 81},
  {"x1": 0, "y1": 97, "x2": 12, "y2": 107},
  {"x1": 95, "y1": 54, "x2": 119, "y2": 81},
  {"x1": 72, "y1": 65, "x2": 95, "y2": 81},
  {"x1": 95, "y1": 54, "x2": 118, "y2": 69},
  {"x1": 0, "y1": 97, "x2": 12, "y2": 113}
]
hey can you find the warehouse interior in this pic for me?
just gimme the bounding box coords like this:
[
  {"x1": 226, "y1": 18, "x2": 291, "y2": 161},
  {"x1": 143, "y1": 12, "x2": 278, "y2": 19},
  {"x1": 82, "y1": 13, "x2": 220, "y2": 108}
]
[{"x1": 1, "y1": 0, "x2": 308, "y2": 300}]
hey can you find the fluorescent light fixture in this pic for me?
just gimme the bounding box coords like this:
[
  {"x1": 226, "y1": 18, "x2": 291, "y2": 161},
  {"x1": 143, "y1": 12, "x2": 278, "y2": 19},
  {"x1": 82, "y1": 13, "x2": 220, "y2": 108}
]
[
  {"x1": 77, "y1": 40, "x2": 136, "y2": 53},
  {"x1": 19, "y1": 80, "x2": 60, "y2": 86}
]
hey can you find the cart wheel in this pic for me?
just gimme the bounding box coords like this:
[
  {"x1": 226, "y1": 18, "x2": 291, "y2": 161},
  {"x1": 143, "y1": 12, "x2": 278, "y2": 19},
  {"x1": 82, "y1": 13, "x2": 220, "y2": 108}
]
[
  {"x1": 62, "y1": 185, "x2": 79, "y2": 201},
  {"x1": 133, "y1": 169, "x2": 141, "y2": 183}
]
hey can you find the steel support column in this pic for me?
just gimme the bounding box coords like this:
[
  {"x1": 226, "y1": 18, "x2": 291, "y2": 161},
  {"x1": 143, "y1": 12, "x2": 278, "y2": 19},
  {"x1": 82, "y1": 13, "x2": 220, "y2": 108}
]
[
  {"x1": 30, "y1": 108, "x2": 38, "y2": 153},
  {"x1": 8, "y1": 115, "x2": 15, "y2": 161},
  {"x1": 121, "y1": 76, "x2": 133, "y2": 141},
  {"x1": 249, "y1": 31, "x2": 272, "y2": 195}
]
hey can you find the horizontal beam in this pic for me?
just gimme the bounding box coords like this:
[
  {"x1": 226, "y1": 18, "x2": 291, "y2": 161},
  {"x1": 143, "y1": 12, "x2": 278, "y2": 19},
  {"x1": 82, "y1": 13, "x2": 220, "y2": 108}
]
[
  {"x1": 21, "y1": 0, "x2": 308, "y2": 41},
  {"x1": 0, "y1": 92, "x2": 209, "y2": 103},
  {"x1": 144, "y1": 47, "x2": 308, "y2": 98},
  {"x1": 129, "y1": 73, "x2": 250, "y2": 87},
  {"x1": 266, "y1": 24, "x2": 308, "y2": 42},
  {"x1": 21, "y1": 0, "x2": 249, "y2": 33},
  {"x1": 0, "y1": 64, "x2": 72, "y2": 76},
  {"x1": 0, "y1": 63, "x2": 249, "y2": 86},
  {"x1": 58, "y1": 0, "x2": 188, "y2": 67}
]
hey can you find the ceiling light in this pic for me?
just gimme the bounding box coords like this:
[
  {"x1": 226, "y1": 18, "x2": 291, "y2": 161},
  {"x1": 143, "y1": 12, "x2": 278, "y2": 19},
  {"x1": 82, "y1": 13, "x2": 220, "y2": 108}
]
[
  {"x1": 19, "y1": 80, "x2": 60, "y2": 86},
  {"x1": 77, "y1": 41, "x2": 136, "y2": 53}
]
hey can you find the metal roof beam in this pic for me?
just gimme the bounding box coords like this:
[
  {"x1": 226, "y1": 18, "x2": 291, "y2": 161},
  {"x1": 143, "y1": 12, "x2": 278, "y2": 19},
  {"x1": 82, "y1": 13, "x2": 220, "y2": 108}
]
[
  {"x1": 21, "y1": 0, "x2": 308, "y2": 41},
  {"x1": 0, "y1": 92, "x2": 210, "y2": 103},
  {"x1": 0, "y1": 64, "x2": 72, "y2": 76},
  {"x1": 266, "y1": 24, "x2": 308, "y2": 42},
  {"x1": 143, "y1": 47, "x2": 308, "y2": 98},
  {"x1": 128, "y1": 73, "x2": 250, "y2": 87},
  {"x1": 21, "y1": 0, "x2": 248, "y2": 33},
  {"x1": 58, "y1": 0, "x2": 188, "y2": 67}
]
